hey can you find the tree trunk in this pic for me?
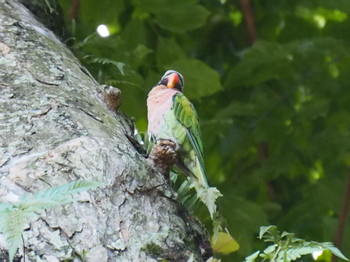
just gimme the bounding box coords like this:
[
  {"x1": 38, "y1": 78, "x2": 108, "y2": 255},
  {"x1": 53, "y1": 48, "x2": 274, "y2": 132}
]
[{"x1": 0, "y1": 1, "x2": 211, "y2": 261}]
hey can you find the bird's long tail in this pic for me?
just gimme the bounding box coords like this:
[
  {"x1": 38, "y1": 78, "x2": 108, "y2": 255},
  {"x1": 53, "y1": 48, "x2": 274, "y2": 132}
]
[{"x1": 194, "y1": 156, "x2": 209, "y2": 187}]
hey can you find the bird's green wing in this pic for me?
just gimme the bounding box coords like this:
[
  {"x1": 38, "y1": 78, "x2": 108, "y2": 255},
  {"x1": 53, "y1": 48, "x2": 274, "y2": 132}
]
[
  {"x1": 173, "y1": 92, "x2": 222, "y2": 219},
  {"x1": 173, "y1": 93, "x2": 204, "y2": 165}
]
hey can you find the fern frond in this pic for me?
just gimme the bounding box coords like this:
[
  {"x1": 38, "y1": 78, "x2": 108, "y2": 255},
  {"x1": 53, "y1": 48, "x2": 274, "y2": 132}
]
[
  {"x1": 244, "y1": 251, "x2": 261, "y2": 262},
  {"x1": 19, "y1": 180, "x2": 104, "y2": 211},
  {"x1": 0, "y1": 207, "x2": 34, "y2": 261},
  {"x1": 244, "y1": 225, "x2": 349, "y2": 262},
  {"x1": 84, "y1": 55, "x2": 125, "y2": 75},
  {"x1": 177, "y1": 178, "x2": 192, "y2": 199},
  {"x1": 0, "y1": 180, "x2": 104, "y2": 261},
  {"x1": 73, "y1": 33, "x2": 96, "y2": 49},
  {"x1": 190, "y1": 180, "x2": 222, "y2": 219}
]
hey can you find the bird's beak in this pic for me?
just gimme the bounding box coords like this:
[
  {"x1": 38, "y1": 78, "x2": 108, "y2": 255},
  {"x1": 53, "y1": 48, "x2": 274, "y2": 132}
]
[{"x1": 166, "y1": 73, "x2": 179, "y2": 89}]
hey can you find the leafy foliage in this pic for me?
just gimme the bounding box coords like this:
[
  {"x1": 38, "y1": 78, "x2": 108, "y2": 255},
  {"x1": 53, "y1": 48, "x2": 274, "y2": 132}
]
[
  {"x1": 84, "y1": 55, "x2": 125, "y2": 75},
  {"x1": 191, "y1": 180, "x2": 222, "y2": 220},
  {"x1": 59, "y1": 0, "x2": 350, "y2": 261},
  {"x1": 171, "y1": 171, "x2": 223, "y2": 237},
  {"x1": 0, "y1": 180, "x2": 103, "y2": 261},
  {"x1": 244, "y1": 226, "x2": 348, "y2": 262}
]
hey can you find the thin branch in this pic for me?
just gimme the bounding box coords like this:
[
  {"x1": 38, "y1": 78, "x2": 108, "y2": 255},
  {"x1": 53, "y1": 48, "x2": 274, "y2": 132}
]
[
  {"x1": 69, "y1": 0, "x2": 80, "y2": 21},
  {"x1": 240, "y1": 0, "x2": 276, "y2": 200},
  {"x1": 332, "y1": 171, "x2": 350, "y2": 262},
  {"x1": 240, "y1": 0, "x2": 257, "y2": 46},
  {"x1": 257, "y1": 142, "x2": 276, "y2": 199},
  {"x1": 22, "y1": 233, "x2": 25, "y2": 262}
]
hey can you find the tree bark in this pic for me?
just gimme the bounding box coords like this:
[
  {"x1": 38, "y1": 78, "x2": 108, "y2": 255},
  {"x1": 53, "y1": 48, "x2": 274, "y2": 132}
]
[{"x1": 0, "y1": 1, "x2": 211, "y2": 261}]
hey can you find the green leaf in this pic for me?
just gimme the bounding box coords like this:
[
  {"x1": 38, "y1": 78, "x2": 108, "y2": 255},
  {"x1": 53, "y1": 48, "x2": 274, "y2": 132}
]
[
  {"x1": 156, "y1": 37, "x2": 187, "y2": 68},
  {"x1": 132, "y1": 0, "x2": 208, "y2": 33},
  {"x1": 244, "y1": 251, "x2": 260, "y2": 262},
  {"x1": 118, "y1": 20, "x2": 148, "y2": 59},
  {"x1": 167, "y1": 59, "x2": 222, "y2": 98},
  {"x1": 259, "y1": 225, "x2": 277, "y2": 239},
  {"x1": 155, "y1": 5, "x2": 209, "y2": 33},
  {"x1": 211, "y1": 231, "x2": 240, "y2": 255},
  {"x1": 263, "y1": 244, "x2": 277, "y2": 254},
  {"x1": 224, "y1": 41, "x2": 293, "y2": 88},
  {"x1": 296, "y1": 6, "x2": 347, "y2": 28},
  {"x1": 324, "y1": 243, "x2": 349, "y2": 261}
]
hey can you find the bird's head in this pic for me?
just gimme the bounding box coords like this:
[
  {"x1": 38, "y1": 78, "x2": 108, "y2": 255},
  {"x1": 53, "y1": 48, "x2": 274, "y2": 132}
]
[{"x1": 157, "y1": 70, "x2": 184, "y2": 92}]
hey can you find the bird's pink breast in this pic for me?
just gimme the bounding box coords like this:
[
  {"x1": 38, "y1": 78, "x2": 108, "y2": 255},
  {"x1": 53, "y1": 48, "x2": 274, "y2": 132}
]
[{"x1": 147, "y1": 85, "x2": 179, "y2": 135}]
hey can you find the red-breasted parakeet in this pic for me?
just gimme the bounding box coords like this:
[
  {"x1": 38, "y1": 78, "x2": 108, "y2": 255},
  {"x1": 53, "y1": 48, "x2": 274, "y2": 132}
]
[{"x1": 147, "y1": 70, "x2": 222, "y2": 218}]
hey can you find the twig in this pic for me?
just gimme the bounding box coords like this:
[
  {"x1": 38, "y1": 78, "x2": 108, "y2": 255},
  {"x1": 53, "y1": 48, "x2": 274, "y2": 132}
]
[
  {"x1": 69, "y1": 0, "x2": 80, "y2": 21},
  {"x1": 240, "y1": 0, "x2": 277, "y2": 200},
  {"x1": 240, "y1": 0, "x2": 257, "y2": 46},
  {"x1": 21, "y1": 233, "x2": 25, "y2": 262}
]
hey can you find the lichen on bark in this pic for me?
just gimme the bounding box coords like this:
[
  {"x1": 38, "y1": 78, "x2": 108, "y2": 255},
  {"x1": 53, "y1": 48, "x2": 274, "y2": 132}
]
[{"x1": 0, "y1": 0, "x2": 212, "y2": 261}]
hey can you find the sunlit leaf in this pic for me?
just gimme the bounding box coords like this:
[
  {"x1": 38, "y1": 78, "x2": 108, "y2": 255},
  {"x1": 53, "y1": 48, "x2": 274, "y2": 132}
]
[
  {"x1": 211, "y1": 232, "x2": 240, "y2": 255},
  {"x1": 324, "y1": 243, "x2": 349, "y2": 261},
  {"x1": 243, "y1": 251, "x2": 260, "y2": 262}
]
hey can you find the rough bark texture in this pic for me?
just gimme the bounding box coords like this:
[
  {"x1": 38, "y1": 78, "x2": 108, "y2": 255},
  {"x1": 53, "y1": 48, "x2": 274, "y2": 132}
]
[{"x1": 0, "y1": 1, "x2": 211, "y2": 261}]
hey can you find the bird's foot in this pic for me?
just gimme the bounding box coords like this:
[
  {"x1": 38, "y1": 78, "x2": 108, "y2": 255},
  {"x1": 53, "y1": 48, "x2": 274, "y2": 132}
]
[{"x1": 148, "y1": 139, "x2": 179, "y2": 176}]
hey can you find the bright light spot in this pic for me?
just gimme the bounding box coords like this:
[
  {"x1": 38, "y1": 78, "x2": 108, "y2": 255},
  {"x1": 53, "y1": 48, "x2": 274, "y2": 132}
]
[
  {"x1": 310, "y1": 161, "x2": 324, "y2": 182},
  {"x1": 134, "y1": 129, "x2": 139, "y2": 136},
  {"x1": 312, "y1": 250, "x2": 323, "y2": 260},
  {"x1": 310, "y1": 170, "x2": 321, "y2": 181},
  {"x1": 313, "y1": 14, "x2": 326, "y2": 28},
  {"x1": 284, "y1": 119, "x2": 292, "y2": 127},
  {"x1": 229, "y1": 10, "x2": 243, "y2": 26},
  {"x1": 133, "y1": 128, "x2": 144, "y2": 145},
  {"x1": 97, "y1": 24, "x2": 110, "y2": 38}
]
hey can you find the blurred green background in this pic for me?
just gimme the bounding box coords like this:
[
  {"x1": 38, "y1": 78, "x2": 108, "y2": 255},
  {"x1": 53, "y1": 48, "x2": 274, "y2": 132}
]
[{"x1": 59, "y1": 0, "x2": 350, "y2": 260}]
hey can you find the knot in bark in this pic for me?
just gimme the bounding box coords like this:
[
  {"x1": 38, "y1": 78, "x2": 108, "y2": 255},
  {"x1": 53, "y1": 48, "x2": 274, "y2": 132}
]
[{"x1": 97, "y1": 85, "x2": 121, "y2": 112}]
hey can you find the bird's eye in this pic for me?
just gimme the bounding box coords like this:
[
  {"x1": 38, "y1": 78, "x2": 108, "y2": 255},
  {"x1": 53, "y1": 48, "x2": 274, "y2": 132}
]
[{"x1": 159, "y1": 78, "x2": 168, "y2": 86}]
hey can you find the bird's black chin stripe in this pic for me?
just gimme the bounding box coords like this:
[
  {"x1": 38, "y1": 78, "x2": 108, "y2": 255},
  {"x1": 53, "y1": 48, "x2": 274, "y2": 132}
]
[
  {"x1": 157, "y1": 78, "x2": 167, "y2": 86},
  {"x1": 174, "y1": 84, "x2": 182, "y2": 92}
]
